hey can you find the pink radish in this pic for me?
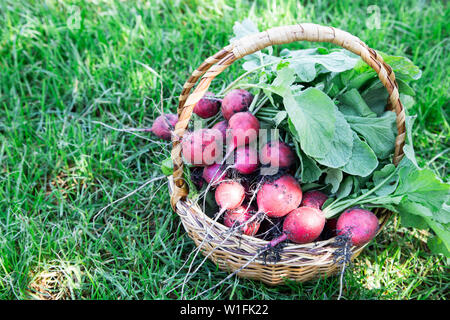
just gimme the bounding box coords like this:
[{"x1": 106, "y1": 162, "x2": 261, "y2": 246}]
[
  {"x1": 212, "y1": 120, "x2": 228, "y2": 142},
  {"x1": 234, "y1": 146, "x2": 259, "y2": 175},
  {"x1": 223, "y1": 205, "x2": 260, "y2": 236},
  {"x1": 181, "y1": 128, "x2": 223, "y2": 166},
  {"x1": 227, "y1": 112, "x2": 260, "y2": 148},
  {"x1": 259, "y1": 141, "x2": 295, "y2": 168},
  {"x1": 215, "y1": 181, "x2": 245, "y2": 210},
  {"x1": 202, "y1": 164, "x2": 227, "y2": 185},
  {"x1": 151, "y1": 113, "x2": 178, "y2": 141},
  {"x1": 283, "y1": 207, "x2": 326, "y2": 244},
  {"x1": 336, "y1": 208, "x2": 379, "y2": 246},
  {"x1": 301, "y1": 190, "x2": 329, "y2": 210},
  {"x1": 256, "y1": 175, "x2": 302, "y2": 218},
  {"x1": 193, "y1": 92, "x2": 221, "y2": 119}
]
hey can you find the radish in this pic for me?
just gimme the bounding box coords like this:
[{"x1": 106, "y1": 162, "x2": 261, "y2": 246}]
[
  {"x1": 212, "y1": 120, "x2": 228, "y2": 142},
  {"x1": 336, "y1": 208, "x2": 379, "y2": 246},
  {"x1": 283, "y1": 207, "x2": 326, "y2": 243},
  {"x1": 234, "y1": 146, "x2": 259, "y2": 175},
  {"x1": 228, "y1": 112, "x2": 260, "y2": 148},
  {"x1": 151, "y1": 113, "x2": 178, "y2": 141},
  {"x1": 193, "y1": 92, "x2": 221, "y2": 119},
  {"x1": 221, "y1": 89, "x2": 254, "y2": 120},
  {"x1": 266, "y1": 206, "x2": 325, "y2": 246},
  {"x1": 223, "y1": 205, "x2": 260, "y2": 236},
  {"x1": 256, "y1": 175, "x2": 302, "y2": 218},
  {"x1": 301, "y1": 190, "x2": 329, "y2": 210},
  {"x1": 259, "y1": 140, "x2": 295, "y2": 168},
  {"x1": 215, "y1": 181, "x2": 245, "y2": 210},
  {"x1": 202, "y1": 164, "x2": 227, "y2": 185},
  {"x1": 181, "y1": 128, "x2": 223, "y2": 166}
]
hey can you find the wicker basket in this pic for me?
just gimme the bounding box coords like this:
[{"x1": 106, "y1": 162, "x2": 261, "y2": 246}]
[{"x1": 168, "y1": 23, "x2": 406, "y2": 285}]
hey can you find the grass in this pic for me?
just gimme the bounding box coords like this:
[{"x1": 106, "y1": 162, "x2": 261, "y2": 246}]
[{"x1": 0, "y1": 0, "x2": 448, "y2": 300}]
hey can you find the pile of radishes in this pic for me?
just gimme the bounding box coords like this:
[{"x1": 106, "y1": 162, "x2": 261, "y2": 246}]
[{"x1": 153, "y1": 89, "x2": 379, "y2": 248}]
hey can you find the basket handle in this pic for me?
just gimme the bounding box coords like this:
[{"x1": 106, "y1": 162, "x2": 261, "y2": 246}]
[{"x1": 170, "y1": 23, "x2": 407, "y2": 209}]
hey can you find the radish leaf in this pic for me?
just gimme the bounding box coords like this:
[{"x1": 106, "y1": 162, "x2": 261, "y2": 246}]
[{"x1": 283, "y1": 87, "x2": 336, "y2": 159}]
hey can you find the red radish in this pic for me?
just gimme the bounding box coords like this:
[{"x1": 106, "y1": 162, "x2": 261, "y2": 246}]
[
  {"x1": 193, "y1": 92, "x2": 221, "y2": 119},
  {"x1": 215, "y1": 181, "x2": 245, "y2": 210},
  {"x1": 223, "y1": 205, "x2": 260, "y2": 236},
  {"x1": 283, "y1": 207, "x2": 326, "y2": 243},
  {"x1": 221, "y1": 89, "x2": 254, "y2": 120},
  {"x1": 259, "y1": 141, "x2": 295, "y2": 168},
  {"x1": 301, "y1": 190, "x2": 329, "y2": 210},
  {"x1": 336, "y1": 208, "x2": 379, "y2": 246},
  {"x1": 181, "y1": 129, "x2": 223, "y2": 166},
  {"x1": 256, "y1": 175, "x2": 302, "y2": 218},
  {"x1": 234, "y1": 146, "x2": 259, "y2": 175},
  {"x1": 151, "y1": 113, "x2": 178, "y2": 141},
  {"x1": 212, "y1": 120, "x2": 228, "y2": 142},
  {"x1": 202, "y1": 164, "x2": 227, "y2": 185},
  {"x1": 228, "y1": 112, "x2": 260, "y2": 148}
]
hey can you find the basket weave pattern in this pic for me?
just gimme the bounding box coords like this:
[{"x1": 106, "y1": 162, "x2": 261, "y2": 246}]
[{"x1": 169, "y1": 23, "x2": 406, "y2": 284}]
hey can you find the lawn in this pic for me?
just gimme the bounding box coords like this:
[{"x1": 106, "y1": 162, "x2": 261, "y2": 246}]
[{"x1": 0, "y1": 0, "x2": 448, "y2": 300}]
